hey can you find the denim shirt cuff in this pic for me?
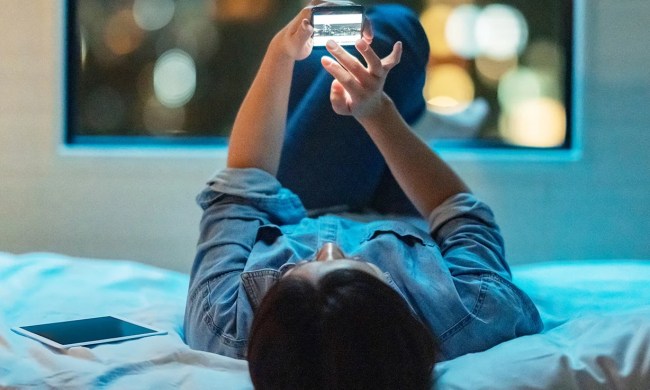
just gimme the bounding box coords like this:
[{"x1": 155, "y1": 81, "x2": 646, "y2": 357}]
[
  {"x1": 427, "y1": 193, "x2": 498, "y2": 238},
  {"x1": 198, "y1": 167, "x2": 307, "y2": 224}
]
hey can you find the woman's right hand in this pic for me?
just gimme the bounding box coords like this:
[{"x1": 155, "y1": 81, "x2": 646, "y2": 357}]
[
  {"x1": 271, "y1": 6, "x2": 314, "y2": 61},
  {"x1": 272, "y1": 1, "x2": 372, "y2": 61}
]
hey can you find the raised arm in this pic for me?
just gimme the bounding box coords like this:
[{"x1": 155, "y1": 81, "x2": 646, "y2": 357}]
[
  {"x1": 226, "y1": 7, "x2": 314, "y2": 175},
  {"x1": 227, "y1": 1, "x2": 372, "y2": 176},
  {"x1": 321, "y1": 39, "x2": 470, "y2": 218}
]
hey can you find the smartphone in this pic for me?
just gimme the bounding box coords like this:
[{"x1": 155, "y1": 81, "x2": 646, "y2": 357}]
[
  {"x1": 12, "y1": 315, "x2": 167, "y2": 349},
  {"x1": 311, "y1": 5, "x2": 365, "y2": 47}
]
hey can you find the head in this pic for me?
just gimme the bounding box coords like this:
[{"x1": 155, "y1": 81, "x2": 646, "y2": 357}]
[{"x1": 247, "y1": 243, "x2": 439, "y2": 389}]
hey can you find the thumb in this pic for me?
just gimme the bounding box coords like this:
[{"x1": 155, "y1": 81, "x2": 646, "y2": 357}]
[
  {"x1": 298, "y1": 19, "x2": 313, "y2": 41},
  {"x1": 330, "y1": 80, "x2": 350, "y2": 115}
]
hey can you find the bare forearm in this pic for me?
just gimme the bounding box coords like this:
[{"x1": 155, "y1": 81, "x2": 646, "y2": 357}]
[
  {"x1": 226, "y1": 42, "x2": 295, "y2": 175},
  {"x1": 226, "y1": 7, "x2": 314, "y2": 175},
  {"x1": 358, "y1": 97, "x2": 470, "y2": 217},
  {"x1": 320, "y1": 39, "x2": 468, "y2": 217}
]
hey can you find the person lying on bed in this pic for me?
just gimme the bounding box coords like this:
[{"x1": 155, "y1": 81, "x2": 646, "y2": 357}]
[{"x1": 184, "y1": 1, "x2": 543, "y2": 388}]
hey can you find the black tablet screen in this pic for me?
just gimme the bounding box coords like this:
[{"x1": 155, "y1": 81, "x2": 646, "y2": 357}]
[{"x1": 20, "y1": 316, "x2": 156, "y2": 345}]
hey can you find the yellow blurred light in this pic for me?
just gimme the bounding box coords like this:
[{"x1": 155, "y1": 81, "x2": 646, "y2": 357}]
[
  {"x1": 104, "y1": 9, "x2": 144, "y2": 56},
  {"x1": 475, "y1": 55, "x2": 518, "y2": 85},
  {"x1": 425, "y1": 64, "x2": 475, "y2": 115},
  {"x1": 445, "y1": 4, "x2": 480, "y2": 59},
  {"x1": 420, "y1": 4, "x2": 453, "y2": 59},
  {"x1": 500, "y1": 98, "x2": 566, "y2": 147},
  {"x1": 212, "y1": 0, "x2": 274, "y2": 22},
  {"x1": 427, "y1": 96, "x2": 463, "y2": 113}
]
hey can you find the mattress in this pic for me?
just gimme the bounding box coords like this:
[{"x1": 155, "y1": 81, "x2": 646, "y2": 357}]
[{"x1": 1, "y1": 252, "x2": 649, "y2": 389}]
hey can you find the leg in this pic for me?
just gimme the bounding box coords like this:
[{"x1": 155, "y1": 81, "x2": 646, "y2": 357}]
[
  {"x1": 277, "y1": 48, "x2": 384, "y2": 213},
  {"x1": 277, "y1": 5, "x2": 429, "y2": 213},
  {"x1": 368, "y1": 5, "x2": 429, "y2": 215}
]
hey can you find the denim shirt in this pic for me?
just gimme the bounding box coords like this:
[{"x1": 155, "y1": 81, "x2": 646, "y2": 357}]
[{"x1": 184, "y1": 168, "x2": 542, "y2": 361}]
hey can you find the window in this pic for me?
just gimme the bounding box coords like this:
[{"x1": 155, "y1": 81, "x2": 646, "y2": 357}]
[{"x1": 65, "y1": 0, "x2": 574, "y2": 150}]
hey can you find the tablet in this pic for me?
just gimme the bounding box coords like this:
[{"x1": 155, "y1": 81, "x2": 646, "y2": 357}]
[{"x1": 12, "y1": 315, "x2": 167, "y2": 349}]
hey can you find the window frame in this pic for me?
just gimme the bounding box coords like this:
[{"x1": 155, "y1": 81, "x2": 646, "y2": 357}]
[{"x1": 61, "y1": 0, "x2": 584, "y2": 160}]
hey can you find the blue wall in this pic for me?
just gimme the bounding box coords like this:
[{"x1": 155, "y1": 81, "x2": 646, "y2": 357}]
[{"x1": 452, "y1": 0, "x2": 650, "y2": 263}]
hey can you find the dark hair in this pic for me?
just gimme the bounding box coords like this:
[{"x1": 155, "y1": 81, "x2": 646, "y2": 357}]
[{"x1": 247, "y1": 268, "x2": 439, "y2": 390}]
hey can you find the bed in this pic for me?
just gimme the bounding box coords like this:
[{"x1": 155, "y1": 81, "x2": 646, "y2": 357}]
[{"x1": 1, "y1": 252, "x2": 649, "y2": 389}]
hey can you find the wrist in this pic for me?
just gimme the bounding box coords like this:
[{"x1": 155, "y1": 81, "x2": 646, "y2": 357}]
[
  {"x1": 269, "y1": 20, "x2": 313, "y2": 62},
  {"x1": 356, "y1": 94, "x2": 398, "y2": 128},
  {"x1": 268, "y1": 34, "x2": 295, "y2": 62}
]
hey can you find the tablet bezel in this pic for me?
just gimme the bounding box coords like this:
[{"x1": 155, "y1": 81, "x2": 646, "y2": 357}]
[{"x1": 12, "y1": 315, "x2": 167, "y2": 349}]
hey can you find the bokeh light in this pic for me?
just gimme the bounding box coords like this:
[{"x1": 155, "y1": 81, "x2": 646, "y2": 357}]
[
  {"x1": 498, "y1": 68, "x2": 539, "y2": 110},
  {"x1": 133, "y1": 0, "x2": 176, "y2": 31},
  {"x1": 174, "y1": 20, "x2": 220, "y2": 63},
  {"x1": 498, "y1": 67, "x2": 560, "y2": 111},
  {"x1": 445, "y1": 5, "x2": 480, "y2": 59},
  {"x1": 419, "y1": 4, "x2": 453, "y2": 58},
  {"x1": 500, "y1": 98, "x2": 566, "y2": 147},
  {"x1": 72, "y1": 0, "x2": 569, "y2": 149},
  {"x1": 104, "y1": 8, "x2": 144, "y2": 56},
  {"x1": 475, "y1": 4, "x2": 528, "y2": 60},
  {"x1": 524, "y1": 39, "x2": 564, "y2": 73},
  {"x1": 212, "y1": 0, "x2": 274, "y2": 23},
  {"x1": 81, "y1": 29, "x2": 88, "y2": 67},
  {"x1": 153, "y1": 49, "x2": 197, "y2": 108},
  {"x1": 425, "y1": 64, "x2": 475, "y2": 115},
  {"x1": 143, "y1": 97, "x2": 186, "y2": 134},
  {"x1": 475, "y1": 55, "x2": 518, "y2": 86}
]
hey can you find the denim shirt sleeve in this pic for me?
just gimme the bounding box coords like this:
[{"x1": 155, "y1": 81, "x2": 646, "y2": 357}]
[
  {"x1": 427, "y1": 193, "x2": 543, "y2": 359},
  {"x1": 427, "y1": 192, "x2": 510, "y2": 278},
  {"x1": 184, "y1": 168, "x2": 306, "y2": 359}
]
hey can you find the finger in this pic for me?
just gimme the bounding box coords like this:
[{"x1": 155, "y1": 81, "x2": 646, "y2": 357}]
[
  {"x1": 362, "y1": 16, "x2": 373, "y2": 45},
  {"x1": 330, "y1": 80, "x2": 351, "y2": 115},
  {"x1": 312, "y1": 0, "x2": 356, "y2": 6},
  {"x1": 290, "y1": 7, "x2": 313, "y2": 35},
  {"x1": 325, "y1": 40, "x2": 372, "y2": 86},
  {"x1": 321, "y1": 56, "x2": 362, "y2": 94},
  {"x1": 298, "y1": 19, "x2": 313, "y2": 40},
  {"x1": 380, "y1": 41, "x2": 403, "y2": 71},
  {"x1": 355, "y1": 39, "x2": 382, "y2": 77}
]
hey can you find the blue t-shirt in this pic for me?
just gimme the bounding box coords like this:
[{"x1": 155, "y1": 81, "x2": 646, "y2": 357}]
[{"x1": 184, "y1": 168, "x2": 542, "y2": 360}]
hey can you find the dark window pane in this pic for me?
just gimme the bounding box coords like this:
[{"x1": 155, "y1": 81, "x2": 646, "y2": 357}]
[{"x1": 65, "y1": 0, "x2": 573, "y2": 150}]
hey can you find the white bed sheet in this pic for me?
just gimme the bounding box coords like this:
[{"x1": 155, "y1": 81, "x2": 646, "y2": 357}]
[
  {"x1": 436, "y1": 260, "x2": 650, "y2": 389},
  {"x1": 0, "y1": 252, "x2": 251, "y2": 389},
  {"x1": 1, "y1": 253, "x2": 649, "y2": 389}
]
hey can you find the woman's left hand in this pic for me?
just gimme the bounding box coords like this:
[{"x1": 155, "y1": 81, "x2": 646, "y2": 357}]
[{"x1": 321, "y1": 39, "x2": 402, "y2": 121}]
